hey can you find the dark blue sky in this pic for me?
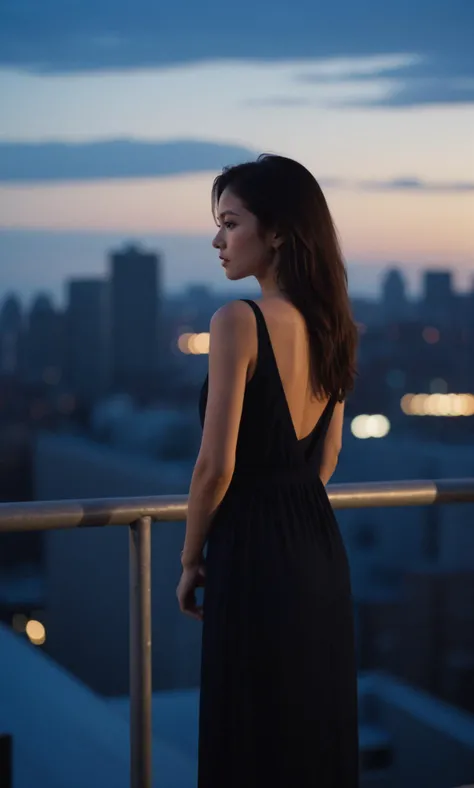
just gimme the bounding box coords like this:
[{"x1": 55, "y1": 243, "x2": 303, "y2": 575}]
[{"x1": 1, "y1": 0, "x2": 473, "y2": 106}]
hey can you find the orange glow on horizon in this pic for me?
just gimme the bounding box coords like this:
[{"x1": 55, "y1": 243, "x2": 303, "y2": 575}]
[{"x1": 0, "y1": 176, "x2": 472, "y2": 271}]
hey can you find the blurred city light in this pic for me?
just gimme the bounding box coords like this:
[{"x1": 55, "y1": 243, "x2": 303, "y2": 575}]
[
  {"x1": 351, "y1": 414, "x2": 391, "y2": 439},
  {"x1": 25, "y1": 619, "x2": 46, "y2": 646},
  {"x1": 422, "y1": 327, "x2": 440, "y2": 344},
  {"x1": 401, "y1": 393, "x2": 474, "y2": 417},
  {"x1": 177, "y1": 332, "x2": 210, "y2": 354}
]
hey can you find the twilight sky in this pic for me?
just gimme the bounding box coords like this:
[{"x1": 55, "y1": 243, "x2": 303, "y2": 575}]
[{"x1": 0, "y1": 0, "x2": 473, "y2": 304}]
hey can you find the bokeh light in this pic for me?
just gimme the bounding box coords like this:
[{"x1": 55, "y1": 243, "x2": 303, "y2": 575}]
[
  {"x1": 400, "y1": 393, "x2": 474, "y2": 417},
  {"x1": 351, "y1": 414, "x2": 391, "y2": 439},
  {"x1": 422, "y1": 327, "x2": 440, "y2": 344},
  {"x1": 25, "y1": 619, "x2": 46, "y2": 646},
  {"x1": 177, "y1": 332, "x2": 210, "y2": 354}
]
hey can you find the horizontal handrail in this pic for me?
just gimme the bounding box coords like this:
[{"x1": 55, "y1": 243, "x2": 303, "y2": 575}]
[{"x1": 0, "y1": 478, "x2": 473, "y2": 533}]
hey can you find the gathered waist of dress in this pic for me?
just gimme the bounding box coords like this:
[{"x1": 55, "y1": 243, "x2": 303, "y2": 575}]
[{"x1": 230, "y1": 464, "x2": 318, "y2": 488}]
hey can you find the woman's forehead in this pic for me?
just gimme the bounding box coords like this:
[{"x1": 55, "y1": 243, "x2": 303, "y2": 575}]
[{"x1": 218, "y1": 187, "x2": 245, "y2": 215}]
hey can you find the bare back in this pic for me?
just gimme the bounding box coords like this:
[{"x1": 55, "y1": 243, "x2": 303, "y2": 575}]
[{"x1": 247, "y1": 298, "x2": 330, "y2": 442}]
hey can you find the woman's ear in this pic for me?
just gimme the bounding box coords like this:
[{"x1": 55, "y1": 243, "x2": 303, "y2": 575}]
[{"x1": 271, "y1": 231, "x2": 285, "y2": 251}]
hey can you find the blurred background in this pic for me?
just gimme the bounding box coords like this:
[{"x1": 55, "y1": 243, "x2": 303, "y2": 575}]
[{"x1": 0, "y1": 1, "x2": 473, "y2": 786}]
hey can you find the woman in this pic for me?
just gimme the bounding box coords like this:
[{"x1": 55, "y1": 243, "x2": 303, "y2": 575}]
[{"x1": 177, "y1": 154, "x2": 359, "y2": 787}]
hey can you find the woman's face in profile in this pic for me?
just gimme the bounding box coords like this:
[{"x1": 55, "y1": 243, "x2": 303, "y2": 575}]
[{"x1": 212, "y1": 187, "x2": 274, "y2": 281}]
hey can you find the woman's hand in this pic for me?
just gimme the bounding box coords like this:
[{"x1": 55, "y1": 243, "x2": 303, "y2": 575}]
[{"x1": 176, "y1": 560, "x2": 206, "y2": 621}]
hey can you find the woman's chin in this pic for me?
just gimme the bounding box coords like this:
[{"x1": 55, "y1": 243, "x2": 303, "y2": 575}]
[{"x1": 223, "y1": 267, "x2": 248, "y2": 282}]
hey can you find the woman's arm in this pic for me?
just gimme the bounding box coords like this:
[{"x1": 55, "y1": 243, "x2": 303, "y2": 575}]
[
  {"x1": 319, "y1": 401, "x2": 344, "y2": 486},
  {"x1": 180, "y1": 301, "x2": 253, "y2": 568}
]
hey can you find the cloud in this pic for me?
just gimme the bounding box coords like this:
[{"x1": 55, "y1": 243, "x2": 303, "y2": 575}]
[
  {"x1": 356, "y1": 80, "x2": 474, "y2": 108},
  {"x1": 358, "y1": 178, "x2": 474, "y2": 193},
  {"x1": 0, "y1": 139, "x2": 257, "y2": 183},
  {"x1": 292, "y1": 53, "x2": 474, "y2": 108},
  {"x1": 0, "y1": 0, "x2": 472, "y2": 107},
  {"x1": 247, "y1": 76, "x2": 474, "y2": 110},
  {"x1": 1, "y1": 141, "x2": 472, "y2": 194},
  {"x1": 338, "y1": 177, "x2": 474, "y2": 193}
]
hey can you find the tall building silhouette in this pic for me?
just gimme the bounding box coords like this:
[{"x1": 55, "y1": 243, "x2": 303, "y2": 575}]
[
  {"x1": 24, "y1": 294, "x2": 63, "y2": 384},
  {"x1": 66, "y1": 278, "x2": 109, "y2": 403},
  {"x1": 422, "y1": 271, "x2": 453, "y2": 325},
  {"x1": 0, "y1": 294, "x2": 23, "y2": 376},
  {"x1": 381, "y1": 268, "x2": 408, "y2": 321},
  {"x1": 109, "y1": 244, "x2": 161, "y2": 398}
]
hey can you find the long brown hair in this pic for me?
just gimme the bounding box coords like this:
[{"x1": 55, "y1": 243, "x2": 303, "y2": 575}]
[{"x1": 212, "y1": 154, "x2": 358, "y2": 401}]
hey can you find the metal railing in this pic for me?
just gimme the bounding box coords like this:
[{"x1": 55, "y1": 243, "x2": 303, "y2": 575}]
[{"x1": 0, "y1": 477, "x2": 474, "y2": 788}]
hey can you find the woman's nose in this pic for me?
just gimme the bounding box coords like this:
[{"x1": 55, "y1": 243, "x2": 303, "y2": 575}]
[{"x1": 212, "y1": 233, "x2": 220, "y2": 249}]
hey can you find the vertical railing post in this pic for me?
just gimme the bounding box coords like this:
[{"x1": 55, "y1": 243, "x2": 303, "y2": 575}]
[{"x1": 129, "y1": 516, "x2": 152, "y2": 788}]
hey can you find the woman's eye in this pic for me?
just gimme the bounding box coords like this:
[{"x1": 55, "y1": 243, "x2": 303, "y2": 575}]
[{"x1": 225, "y1": 221, "x2": 236, "y2": 229}]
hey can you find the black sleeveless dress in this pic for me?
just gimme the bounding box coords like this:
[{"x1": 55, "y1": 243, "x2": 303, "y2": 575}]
[{"x1": 198, "y1": 299, "x2": 359, "y2": 787}]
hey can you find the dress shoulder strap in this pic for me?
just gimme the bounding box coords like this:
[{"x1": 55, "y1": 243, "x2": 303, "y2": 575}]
[
  {"x1": 240, "y1": 298, "x2": 264, "y2": 329},
  {"x1": 240, "y1": 298, "x2": 270, "y2": 346},
  {"x1": 240, "y1": 298, "x2": 277, "y2": 376}
]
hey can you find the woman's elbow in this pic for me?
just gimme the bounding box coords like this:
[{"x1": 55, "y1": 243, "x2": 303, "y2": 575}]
[
  {"x1": 319, "y1": 445, "x2": 341, "y2": 485},
  {"x1": 319, "y1": 464, "x2": 336, "y2": 486},
  {"x1": 194, "y1": 455, "x2": 234, "y2": 488}
]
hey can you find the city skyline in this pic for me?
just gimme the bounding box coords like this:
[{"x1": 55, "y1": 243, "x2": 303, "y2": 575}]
[
  {"x1": 1, "y1": 237, "x2": 472, "y2": 311},
  {"x1": 0, "y1": 232, "x2": 474, "y2": 307}
]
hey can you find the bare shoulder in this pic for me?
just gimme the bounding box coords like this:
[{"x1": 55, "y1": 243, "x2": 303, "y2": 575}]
[
  {"x1": 208, "y1": 301, "x2": 255, "y2": 369},
  {"x1": 210, "y1": 300, "x2": 255, "y2": 338}
]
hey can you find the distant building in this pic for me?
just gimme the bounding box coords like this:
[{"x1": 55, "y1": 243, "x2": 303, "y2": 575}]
[
  {"x1": 422, "y1": 270, "x2": 454, "y2": 325},
  {"x1": 65, "y1": 278, "x2": 109, "y2": 403},
  {"x1": 381, "y1": 268, "x2": 409, "y2": 322},
  {"x1": 109, "y1": 244, "x2": 162, "y2": 399},
  {"x1": 24, "y1": 294, "x2": 63, "y2": 385},
  {"x1": 0, "y1": 293, "x2": 23, "y2": 376},
  {"x1": 467, "y1": 277, "x2": 474, "y2": 331}
]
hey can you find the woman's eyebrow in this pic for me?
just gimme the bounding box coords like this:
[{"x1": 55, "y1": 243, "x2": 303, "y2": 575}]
[{"x1": 218, "y1": 210, "x2": 240, "y2": 219}]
